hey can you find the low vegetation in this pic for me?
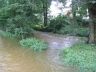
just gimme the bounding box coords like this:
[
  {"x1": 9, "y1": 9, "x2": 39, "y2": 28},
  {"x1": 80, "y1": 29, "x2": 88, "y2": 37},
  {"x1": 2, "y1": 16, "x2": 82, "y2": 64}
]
[
  {"x1": 19, "y1": 38, "x2": 48, "y2": 52},
  {"x1": 60, "y1": 43, "x2": 96, "y2": 72},
  {"x1": 0, "y1": 30, "x2": 14, "y2": 38}
]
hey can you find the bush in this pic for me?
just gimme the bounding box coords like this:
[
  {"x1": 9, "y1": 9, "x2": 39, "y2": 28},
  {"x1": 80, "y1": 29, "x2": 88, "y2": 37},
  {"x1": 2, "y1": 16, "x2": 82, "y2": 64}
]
[
  {"x1": 48, "y1": 15, "x2": 71, "y2": 32},
  {"x1": 75, "y1": 28, "x2": 89, "y2": 37},
  {"x1": 48, "y1": 15, "x2": 89, "y2": 37},
  {"x1": 19, "y1": 38, "x2": 48, "y2": 52},
  {"x1": 58, "y1": 26, "x2": 89, "y2": 37},
  {"x1": 60, "y1": 43, "x2": 96, "y2": 72},
  {"x1": 0, "y1": 3, "x2": 40, "y2": 39},
  {"x1": 57, "y1": 25, "x2": 74, "y2": 35}
]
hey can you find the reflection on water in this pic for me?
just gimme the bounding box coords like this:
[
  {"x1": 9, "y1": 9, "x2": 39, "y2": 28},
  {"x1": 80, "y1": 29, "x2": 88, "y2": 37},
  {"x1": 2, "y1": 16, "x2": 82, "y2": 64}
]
[{"x1": 0, "y1": 37, "x2": 77, "y2": 72}]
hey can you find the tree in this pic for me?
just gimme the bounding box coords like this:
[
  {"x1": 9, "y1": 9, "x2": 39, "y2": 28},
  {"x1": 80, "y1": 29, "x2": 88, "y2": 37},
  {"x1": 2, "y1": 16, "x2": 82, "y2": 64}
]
[
  {"x1": 81, "y1": 0, "x2": 96, "y2": 44},
  {"x1": 0, "y1": 0, "x2": 44, "y2": 38},
  {"x1": 40, "y1": 0, "x2": 52, "y2": 26},
  {"x1": 60, "y1": 0, "x2": 96, "y2": 44},
  {"x1": 43, "y1": 0, "x2": 48, "y2": 26},
  {"x1": 88, "y1": 1, "x2": 96, "y2": 44}
]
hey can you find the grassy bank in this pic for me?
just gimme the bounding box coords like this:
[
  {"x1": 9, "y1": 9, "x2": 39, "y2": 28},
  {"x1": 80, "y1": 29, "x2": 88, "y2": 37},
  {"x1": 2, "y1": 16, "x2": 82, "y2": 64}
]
[
  {"x1": 60, "y1": 43, "x2": 96, "y2": 72},
  {"x1": 19, "y1": 38, "x2": 48, "y2": 52},
  {"x1": 0, "y1": 30, "x2": 14, "y2": 38}
]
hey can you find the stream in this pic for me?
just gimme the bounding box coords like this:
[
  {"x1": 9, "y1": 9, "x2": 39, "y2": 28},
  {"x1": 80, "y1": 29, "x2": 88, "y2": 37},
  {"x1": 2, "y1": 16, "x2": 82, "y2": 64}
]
[{"x1": 0, "y1": 31, "x2": 79, "y2": 72}]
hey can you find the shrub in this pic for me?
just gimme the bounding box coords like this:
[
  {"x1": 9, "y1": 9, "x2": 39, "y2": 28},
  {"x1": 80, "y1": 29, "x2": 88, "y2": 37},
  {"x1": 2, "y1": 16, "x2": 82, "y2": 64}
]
[
  {"x1": 74, "y1": 28, "x2": 89, "y2": 37},
  {"x1": 19, "y1": 38, "x2": 48, "y2": 52},
  {"x1": 58, "y1": 26, "x2": 89, "y2": 37},
  {"x1": 0, "y1": 3, "x2": 40, "y2": 39},
  {"x1": 48, "y1": 15, "x2": 71, "y2": 32},
  {"x1": 57, "y1": 25, "x2": 74, "y2": 35},
  {"x1": 60, "y1": 43, "x2": 96, "y2": 72}
]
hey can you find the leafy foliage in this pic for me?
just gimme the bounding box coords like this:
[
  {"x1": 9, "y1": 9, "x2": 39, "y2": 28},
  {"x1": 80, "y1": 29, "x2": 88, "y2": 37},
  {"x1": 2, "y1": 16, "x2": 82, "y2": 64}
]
[
  {"x1": 48, "y1": 15, "x2": 71, "y2": 32},
  {"x1": 58, "y1": 26, "x2": 89, "y2": 37},
  {"x1": 19, "y1": 38, "x2": 48, "y2": 52},
  {"x1": 0, "y1": 0, "x2": 44, "y2": 39},
  {"x1": 60, "y1": 43, "x2": 96, "y2": 72},
  {"x1": 48, "y1": 15, "x2": 89, "y2": 37}
]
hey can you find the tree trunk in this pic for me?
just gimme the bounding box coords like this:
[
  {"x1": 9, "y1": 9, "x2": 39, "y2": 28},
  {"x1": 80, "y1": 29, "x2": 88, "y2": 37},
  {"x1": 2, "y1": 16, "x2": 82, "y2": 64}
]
[
  {"x1": 43, "y1": 0, "x2": 47, "y2": 27},
  {"x1": 88, "y1": 3, "x2": 96, "y2": 44},
  {"x1": 72, "y1": 0, "x2": 78, "y2": 27},
  {"x1": 88, "y1": 17, "x2": 95, "y2": 43}
]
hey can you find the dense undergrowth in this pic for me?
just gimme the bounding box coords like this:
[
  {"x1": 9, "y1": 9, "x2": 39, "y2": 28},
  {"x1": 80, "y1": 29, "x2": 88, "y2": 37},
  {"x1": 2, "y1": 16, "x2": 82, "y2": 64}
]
[
  {"x1": 19, "y1": 38, "x2": 48, "y2": 52},
  {"x1": 47, "y1": 15, "x2": 89, "y2": 37},
  {"x1": 60, "y1": 43, "x2": 96, "y2": 72}
]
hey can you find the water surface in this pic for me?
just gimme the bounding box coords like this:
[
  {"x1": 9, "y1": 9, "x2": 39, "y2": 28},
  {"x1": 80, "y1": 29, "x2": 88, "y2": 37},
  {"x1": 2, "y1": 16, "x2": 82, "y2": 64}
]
[{"x1": 0, "y1": 35, "x2": 77, "y2": 72}]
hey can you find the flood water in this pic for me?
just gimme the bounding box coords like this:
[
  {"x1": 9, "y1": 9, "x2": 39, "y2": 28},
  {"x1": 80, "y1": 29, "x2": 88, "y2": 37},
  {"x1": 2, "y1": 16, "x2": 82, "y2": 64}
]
[{"x1": 0, "y1": 32, "x2": 78, "y2": 72}]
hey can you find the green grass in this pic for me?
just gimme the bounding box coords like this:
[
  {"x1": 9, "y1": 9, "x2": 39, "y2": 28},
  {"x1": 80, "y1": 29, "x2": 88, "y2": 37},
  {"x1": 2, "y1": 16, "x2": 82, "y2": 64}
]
[
  {"x1": 19, "y1": 38, "x2": 48, "y2": 52},
  {"x1": 60, "y1": 43, "x2": 96, "y2": 72},
  {"x1": 0, "y1": 30, "x2": 14, "y2": 38}
]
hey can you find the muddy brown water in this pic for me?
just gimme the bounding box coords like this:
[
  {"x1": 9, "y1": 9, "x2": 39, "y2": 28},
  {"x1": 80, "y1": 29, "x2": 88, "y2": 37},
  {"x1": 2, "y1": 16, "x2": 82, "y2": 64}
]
[{"x1": 0, "y1": 32, "x2": 79, "y2": 72}]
